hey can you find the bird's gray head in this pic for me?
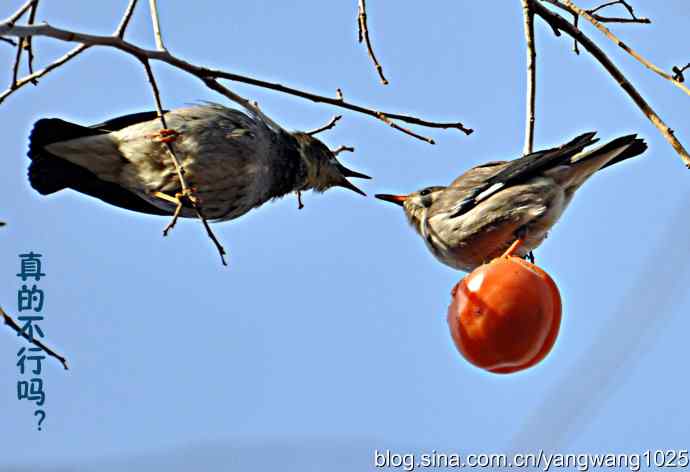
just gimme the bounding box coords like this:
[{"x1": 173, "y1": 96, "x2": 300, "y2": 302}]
[
  {"x1": 292, "y1": 132, "x2": 371, "y2": 196},
  {"x1": 375, "y1": 185, "x2": 446, "y2": 230}
]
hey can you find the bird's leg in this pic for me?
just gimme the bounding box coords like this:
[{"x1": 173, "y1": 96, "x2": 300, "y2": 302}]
[
  {"x1": 148, "y1": 128, "x2": 181, "y2": 143},
  {"x1": 296, "y1": 191, "x2": 305, "y2": 210},
  {"x1": 527, "y1": 251, "x2": 535, "y2": 263},
  {"x1": 501, "y1": 238, "x2": 525, "y2": 258},
  {"x1": 152, "y1": 188, "x2": 200, "y2": 236}
]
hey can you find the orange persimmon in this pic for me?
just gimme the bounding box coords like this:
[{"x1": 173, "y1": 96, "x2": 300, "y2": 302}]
[{"x1": 447, "y1": 254, "x2": 562, "y2": 374}]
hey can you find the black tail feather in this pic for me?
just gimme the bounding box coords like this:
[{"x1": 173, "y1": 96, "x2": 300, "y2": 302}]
[
  {"x1": 28, "y1": 118, "x2": 105, "y2": 195},
  {"x1": 598, "y1": 134, "x2": 647, "y2": 170}
]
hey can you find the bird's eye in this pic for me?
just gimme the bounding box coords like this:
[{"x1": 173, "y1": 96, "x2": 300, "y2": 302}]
[{"x1": 420, "y1": 188, "x2": 432, "y2": 196}]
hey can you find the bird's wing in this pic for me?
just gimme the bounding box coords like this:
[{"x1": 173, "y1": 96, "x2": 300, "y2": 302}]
[
  {"x1": 447, "y1": 132, "x2": 599, "y2": 218},
  {"x1": 28, "y1": 115, "x2": 171, "y2": 216},
  {"x1": 89, "y1": 110, "x2": 164, "y2": 132}
]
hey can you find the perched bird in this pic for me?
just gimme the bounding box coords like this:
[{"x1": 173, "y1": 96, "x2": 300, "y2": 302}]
[
  {"x1": 376, "y1": 132, "x2": 647, "y2": 272},
  {"x1": 27, "y1": 103, "x2": 370, "y2": 221}
]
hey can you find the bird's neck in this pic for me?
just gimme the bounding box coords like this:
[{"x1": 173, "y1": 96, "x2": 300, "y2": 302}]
[
  {"x1": 406, "y1": 207, "x2": 427, "y2": 236},
  {"x1": 266, "y1": 132, "x2": 310, "y2": 198}
]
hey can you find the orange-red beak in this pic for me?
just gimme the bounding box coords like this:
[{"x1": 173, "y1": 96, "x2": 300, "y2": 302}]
[{"x1": 375, "y1": 194, "x2": 408, "y2": 207}]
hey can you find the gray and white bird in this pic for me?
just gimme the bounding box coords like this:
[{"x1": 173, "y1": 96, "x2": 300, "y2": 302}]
[
  {"x1": 376, "y1": 132, "x2": 647, "y2": 272},
  {"x1": 27, "y1": 103, "x2": 370, "y2": 221}
]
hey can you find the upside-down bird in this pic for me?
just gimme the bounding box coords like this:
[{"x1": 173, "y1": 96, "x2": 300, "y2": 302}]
[
  {"x1": 375, "y1": 132, "x2": 647, "y2": 272},
  {"x1": 27, "y1": 103, "x2": 370, "y2": 222}
]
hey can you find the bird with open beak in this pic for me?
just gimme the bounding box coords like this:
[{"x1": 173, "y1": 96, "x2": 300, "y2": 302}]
[
  {"x1": 376, "y1": 132, "x2": 646, "y2": 272},
  {"x1": 27, "y1": 103, "x2": 370, "y2": 222}
]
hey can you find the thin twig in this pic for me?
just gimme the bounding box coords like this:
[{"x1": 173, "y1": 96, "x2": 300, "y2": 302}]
[
  {"x1": 587, "y1": 0, "x2": 650, "y2": 23},
  {"x1": 0, "y1": 36, "x2": 17, "y2": 46},
  {"x1": 572, "y1": 13, "x2": 580, "y2": 54},
  {"x1": 10, "y1": 34, "x2": 23, "y2": 88},
  {"x1": 377, "y1": 112, "x2": 435, "y2": 144},
  {"x1": 522, "y1": 0, "x2": 536, "y2": 155},
  {"x1": 306, "y1": 115, "x2": 342, "y2": 136},
  {"x1": 195, "y1": 205, "x2": 228, "y2": 266},
  {"x1": 357, "y1": 0, "x2": 388, "y2": 85},
  {"x1": 558, "y1": 0, "x2": 690, "y2": 98},
  {"x1": 332, "y1": 145, "x2": 355, "y2": 156},
  {"x1": 534, "y1": 1, "x2": 690, "y2": 168},
  {"x1": 1, "y1": 306, "x2": 68, "y2": 370},
  {"x1": 116, "y1": 0, "x2": 139, "y2": 39},
  {"x1": 148, "y1": 0, "x2": 167, "y2": 52},
  {"x1": 587, "y1": 14, "x2": 649, "y2": 24},
  {"x1": 4, "y1": 0, "x2": 35, "y2": 26},
  {"x1": 23, "y1": 0, "x2": 38, "y2": 83}
]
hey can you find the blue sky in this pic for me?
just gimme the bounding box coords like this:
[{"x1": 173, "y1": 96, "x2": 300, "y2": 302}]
[{"x1": 1, "y1": 1, "x2": 689, "y2": 469}]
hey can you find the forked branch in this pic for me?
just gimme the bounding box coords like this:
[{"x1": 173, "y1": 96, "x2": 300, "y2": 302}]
[{"x1": 534, "y1": 1, "x2": 690, "y2": 167}]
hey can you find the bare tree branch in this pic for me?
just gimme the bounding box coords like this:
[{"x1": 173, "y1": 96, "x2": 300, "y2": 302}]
[
  {"x1": 23, "y1": 0, "x2": 37, "y2": 80},
  {"x1": 148, "y1": 0, "x2": 167, "y2": 52},
  {"x1": 357, "y1": 0, "x2": 388, "y2": 85},
  {"x1": 4, "y1": 0, "x2": 35, "y2": 26},
  {"x1": 0, "y1": 22, "x2": 473, "y2": 141},
  {"x1": 1, "y1": 306, "x2": 68, "y2": 370},
  {"x1": 116, "y1": 0, "x2": 139, "y2": 39},
  {"x1": 306, "y1": 115, "x2": 342, "y2": 136},
  {"x1": 534, "y1": 1, "x2": 690, "y2": 168},
  {"x1": 522, "y1": 0, "x2": 537, "y2": 155},
  {"x1": 557, "y1": 0, "x2": 690, "y2": 98},
  {"x1": 0, "y1": 36, "x2": 17, "y2": 46}
]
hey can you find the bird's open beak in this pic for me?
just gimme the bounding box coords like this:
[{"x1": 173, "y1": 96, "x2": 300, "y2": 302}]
[
  {"x1": 374, "y1": 194, "x2": 408, "y2": 207},
  {"x1": 336, "y1": 163, "x2": 371, "y2": 196},
  {"x1": 336, "y1": 164, "x2": 371, "y2": 180}
]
